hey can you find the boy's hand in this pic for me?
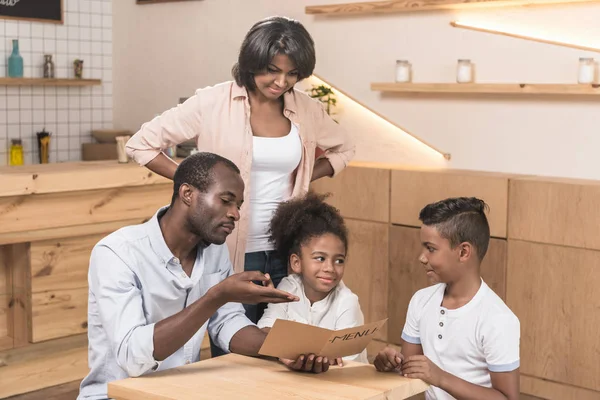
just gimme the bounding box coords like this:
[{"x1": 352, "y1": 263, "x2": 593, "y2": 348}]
[
  {"x1": 402, "y1": 355, "x2": 445, "y2": 387},
  {"x1": 374, "y1": 347, "x2": 403, "y2": 372},
  {"x1": 279, "y1": 354, "x2": 330, "y2": 374},
  {"x1": 329, "y1": 357, "x2": 343, "y2": 367}
]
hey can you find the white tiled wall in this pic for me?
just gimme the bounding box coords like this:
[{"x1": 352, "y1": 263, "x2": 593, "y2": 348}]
[{"x1": 0, "y1": 0, "x2": 113, "y2": 165}]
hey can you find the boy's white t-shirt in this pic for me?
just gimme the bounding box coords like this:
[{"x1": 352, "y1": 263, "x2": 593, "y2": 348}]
[
  {"x1": 401, "y1": 280, "x2": 520, "y2": 400},
  {"x1": 257, "y1": 274, "x2": 368, "y2": 363}
]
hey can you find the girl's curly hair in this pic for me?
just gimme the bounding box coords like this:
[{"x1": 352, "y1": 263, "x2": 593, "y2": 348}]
[{"x1": 268, "y1": 192, "x2": 348, "y2": 260}]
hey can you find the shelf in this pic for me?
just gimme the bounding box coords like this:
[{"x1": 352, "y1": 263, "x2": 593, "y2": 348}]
[
  {"x1": 371, "y1": 83, "x2": 600, "y2": 95},
  {"x1": 306, "y1": 0, "x2": 600, "y2": 15},
  {"x1": 136, "y1": 0, "x2": 201, "y2": 4},
  {"x1": 450, "y1": 21, "x2": 600, "y2": 53},
  {"x1": 0, "y1": 78, "x2": 102, "y2": 87}
]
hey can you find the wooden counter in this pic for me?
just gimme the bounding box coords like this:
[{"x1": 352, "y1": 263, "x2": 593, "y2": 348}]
[
  {"x1": 311, "y1": 164, "x2": 600, "y2": 399},
  {"x1": 0, "y1": 160, "x2": 171, "y2": 198},
  {"x1": 1, "y1": 160, "x2": 599, "y2": 399},
  {"x1": 0, "y1": 160, "x2": 174, "y2": 397},
  {"x1": 108, "y1": 353, "x2": 429, "y2": 400}
]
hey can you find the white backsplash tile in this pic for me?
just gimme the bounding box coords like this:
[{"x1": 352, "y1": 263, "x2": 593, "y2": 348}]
[{"x1": 1, "y1": 0, "x2": 113, "y2": 165}]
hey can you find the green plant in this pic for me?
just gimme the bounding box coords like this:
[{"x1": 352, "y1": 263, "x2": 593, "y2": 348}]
[{"x1": 307, "y1": 84, "x2": 338, "y2": 121}]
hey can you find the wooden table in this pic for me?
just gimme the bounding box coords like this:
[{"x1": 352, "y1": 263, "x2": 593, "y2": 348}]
[{"x1": 108, "y1": 353, "x2": 429, "y2": 399}]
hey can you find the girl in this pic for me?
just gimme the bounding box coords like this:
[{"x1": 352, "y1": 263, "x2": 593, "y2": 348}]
[
  {"x1": 257, "y1": 192, "x2": 368, "y2": 364},
  {"x1": 126, "y1": 16, "x2": 355, "y2": 328}
]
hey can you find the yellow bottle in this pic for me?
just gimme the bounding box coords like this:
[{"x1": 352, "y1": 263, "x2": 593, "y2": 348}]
[{"x1": 9, "y1": 139, "x2": 24, "y2": 166}]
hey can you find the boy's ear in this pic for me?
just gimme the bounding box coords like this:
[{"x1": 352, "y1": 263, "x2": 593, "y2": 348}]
[
  {"x1": 458, "y1": 242, "x2": 473, "y2": 262},
  {"x1": 289, "y1": 253, "x2": 302, "y2": 274}
]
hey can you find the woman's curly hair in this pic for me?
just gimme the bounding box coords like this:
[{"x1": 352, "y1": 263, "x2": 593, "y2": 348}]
[{"x1": 268, "y1": 192, "x2": 348, "y2": 261}]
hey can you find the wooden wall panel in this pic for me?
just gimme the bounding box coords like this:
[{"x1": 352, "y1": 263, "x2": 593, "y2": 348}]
[
  {"x1": 391, "y1": 170, "x2": 509, "y2": 238},
  {"x1": 508, "y1": 178, "x2": 600, "y2": 250},
  {"x1": 481, "y1": 239, "x2": 507, "y2": 300},
  {"x1": 0, "y1": 247, "x2": 8, "y2": 296},
  {"x1": 507, "y1": 240, "x2": 600, "y2": 391},
  {"x1": 0, "y1": 184, "x2": 171, "y2": 235},
  {"x1": 29, "y1": 234, "x2": 106, "y2": 342},
  {"x1": 343, "y1": 220, "x2": 389, "y2": 341},
  {"x1": 0, "y1": 334, "x2": 89, "y2": 398},
  {"x1": 6, "y1": 244, "x2": 31, "y2": 348},
  {"x1": 0, "y1": 248, "x2": 11, "y2": 350},
  {"x1": 310, "y1": 166, "x2": 390, "y2": 223},
  {"x1": 0, "y1": 218, "x2": 145, "y2": 246},
  {"x1": 388, "y1": 226, "x2": 428, "y2": 345},
  {"x1": 31, "y1": 288, "x2": 88, "y2": 343},
  {"x1": 521, "y1": 375, "x2": 600, "y2": 400},
  {"x1": 0, "y1": 295, "x2": 11, "y2": 351},
  {"x1": 30, "y1": 234, "x2": 104, "y2": 293},
  {"x1": 388, "y1": 226, "x2": 507, "y2": 345}
]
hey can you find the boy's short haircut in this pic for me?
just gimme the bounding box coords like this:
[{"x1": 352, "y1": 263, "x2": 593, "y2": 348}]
[{"x1": 419, "y1": 197, "x2": 490, "y2": 260}]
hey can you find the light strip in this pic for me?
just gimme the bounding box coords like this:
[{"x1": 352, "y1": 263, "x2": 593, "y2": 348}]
[
  {"x1": 311, "y1": 74, "x2": 451, "y2": 160},
  {"x1": 451, "y1": 21, "x2": 600, "y2": 53}
]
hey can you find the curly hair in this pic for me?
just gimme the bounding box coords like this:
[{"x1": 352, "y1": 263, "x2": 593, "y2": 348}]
[
  {"x1": 419, "y1": 197, "x2": 490, "y2": 260},
  {"x1": 269, "y1": 192, "x2": 348, "y2": 261}
]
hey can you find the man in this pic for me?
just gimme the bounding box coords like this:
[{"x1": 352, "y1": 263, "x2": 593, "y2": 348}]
[{"x1": 79, "y1": 152, "x2": 330, "y2": 400}]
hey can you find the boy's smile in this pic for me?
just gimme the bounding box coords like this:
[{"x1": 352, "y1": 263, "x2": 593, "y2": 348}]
[{"x1": 419, "y1": 225, "x2": 458, "y2": 284}]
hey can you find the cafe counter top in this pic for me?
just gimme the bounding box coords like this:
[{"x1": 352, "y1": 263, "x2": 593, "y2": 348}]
[{"x1": 0, "y1": 160, "x2": 172, "y2": 198}]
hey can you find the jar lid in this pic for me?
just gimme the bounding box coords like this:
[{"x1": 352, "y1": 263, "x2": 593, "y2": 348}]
[
  {"x1": 579, "y1": 57, "x2": 594, "y2": 61},
  {"x1": 458, "y1": 59, "x2": 471, "y2": 62},
  {"x1": 396, "y1": 60, "x2": 410, "y2": 63},
  {"x1": 11, "y1": 138, "x2": 22, "y2": 145}
]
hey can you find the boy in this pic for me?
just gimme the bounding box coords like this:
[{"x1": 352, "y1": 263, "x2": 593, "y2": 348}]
[{"x1": 375, "y1": 197, "x2": 520, "y2": 400}]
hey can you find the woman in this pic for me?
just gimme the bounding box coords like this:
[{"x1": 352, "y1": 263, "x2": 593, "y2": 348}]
[{"x1": 126, "y1": 16, "x2": 355, "y2": 327}]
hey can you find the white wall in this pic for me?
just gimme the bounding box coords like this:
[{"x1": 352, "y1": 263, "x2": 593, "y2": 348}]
[
  {"x1": 0, "y1": 0, "x2": 113, "y2": 164},
  {"x1": 113, "y1": 0, "x2": 600, "y2": 179}
]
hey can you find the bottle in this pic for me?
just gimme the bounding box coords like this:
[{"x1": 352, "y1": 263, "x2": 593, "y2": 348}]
[
  {"x1": 43, "y1": 55, "x2": 55, "y2": 78},
  {"x1": 456, "y1": 59, "x2": 473, "y2": 83},
  {"x1": 578, "y1": 57, "x2": 595, "y2": 84},
  {"x1": 8, "y1": 39, "x2": 24, "y2": 78},
  {"x1": 9, "y1": 139, "x2": 24, "y2": 166},
  {"x1": 395, "y1": 60, "x2": 412, "y2": 83}
]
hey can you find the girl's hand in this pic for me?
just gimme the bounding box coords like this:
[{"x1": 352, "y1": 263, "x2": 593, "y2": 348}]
[{"x1": 262, "y1": 273, "x2": 274, "y2": 288}]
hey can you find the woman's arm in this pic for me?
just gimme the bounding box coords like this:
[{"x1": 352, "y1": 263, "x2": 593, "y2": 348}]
[
  {"x1": 126, "y1": 93, "x2": 204, "y2": 169},
  {"x1": 311, "y1": 158, "x2": 334, "y2": 181},
  {"x1": 145, "y1": 153, "x2": 179, "y2": 180},
  {"x1": 312, "y1": 100, "x2": 356, "y2": 178}
]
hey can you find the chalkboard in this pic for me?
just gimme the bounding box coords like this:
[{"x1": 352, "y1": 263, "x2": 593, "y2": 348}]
[{"x1": 0, "y1": 0, "x2": 63, "y2": 24}]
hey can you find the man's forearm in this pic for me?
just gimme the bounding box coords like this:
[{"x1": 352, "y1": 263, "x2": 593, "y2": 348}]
[
  {"x1": 153, "y1": 290, "x2": 224, "y2": 361},
  {"x1": 229, "y1": 326, "x2": 267, "y2": 356}
]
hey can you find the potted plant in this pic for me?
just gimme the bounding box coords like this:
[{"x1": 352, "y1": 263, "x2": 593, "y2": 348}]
[{"x1": 307, "y1": 84, "x2": 338, "y2": 122}]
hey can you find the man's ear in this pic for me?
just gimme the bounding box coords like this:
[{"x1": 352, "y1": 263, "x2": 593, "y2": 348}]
[
  {"x1": 290, "y1": 253, "x2": 302, "y2": 274},
  {"x1": 179, "y1": 183, "x2": 194, "y2": 207}
]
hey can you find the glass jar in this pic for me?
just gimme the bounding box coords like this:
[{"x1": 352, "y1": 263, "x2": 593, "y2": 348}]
[
  {"x1": 395, "y1": 60, "x2": 412, "y2": 83},
  {"x1": 578, "y1": 57, "x2": 595, "y2": 84},
  {"x1": 9, "y1": 139, "x2": 24, "y2": 166},
  {"x1": 456, "y1": 59, "x2": 473, "y2": 83},
  {"x1": 43, "y1": 54, "x2": 55, "y2": 78}
]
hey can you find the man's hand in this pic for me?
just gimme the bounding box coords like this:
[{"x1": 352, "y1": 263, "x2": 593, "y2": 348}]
[
  {"x1": 211, "y1": 271, "x2": 299, "y2": 305},
  {"x1": 402, "y1": 355, "x2": 445, "y2": 387},
  {"x1": 374, "y1": 347, "x2": 404, "y2": 373},
  {"x1": 279, "y1": 354, "x2": 330, "y2": 374}
]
